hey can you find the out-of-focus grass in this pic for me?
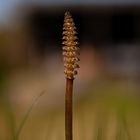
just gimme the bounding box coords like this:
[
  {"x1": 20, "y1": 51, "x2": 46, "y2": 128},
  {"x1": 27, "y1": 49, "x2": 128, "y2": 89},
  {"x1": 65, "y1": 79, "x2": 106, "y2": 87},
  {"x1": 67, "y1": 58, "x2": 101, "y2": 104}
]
[
  {"x1": 0, "y1": 81, "x2": 140, "y2": 140},
  {"x1": 13, "y1": 91, "x2": 45, "y2": 140},
  {"x1": 73, "y1": 81, "x2": 140, "y2": 140}
]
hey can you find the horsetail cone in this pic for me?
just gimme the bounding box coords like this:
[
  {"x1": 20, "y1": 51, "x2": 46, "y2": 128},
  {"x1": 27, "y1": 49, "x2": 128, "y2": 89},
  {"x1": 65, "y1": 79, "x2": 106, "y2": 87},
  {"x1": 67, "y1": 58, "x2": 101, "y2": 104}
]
[{"x1": 62, "y1": 11, "x2": 80, "y2": 79}]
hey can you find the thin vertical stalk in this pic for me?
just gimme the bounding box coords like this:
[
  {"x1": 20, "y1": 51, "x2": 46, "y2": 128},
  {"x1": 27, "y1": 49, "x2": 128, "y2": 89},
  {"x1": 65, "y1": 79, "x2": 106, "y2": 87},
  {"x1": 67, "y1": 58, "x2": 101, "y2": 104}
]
[
  {"x1": 65, "y1": 78, "x2": 73, "y2": 140},
  {"x1": 62, "y1": 11, "x2": 80, "y2": 140}
]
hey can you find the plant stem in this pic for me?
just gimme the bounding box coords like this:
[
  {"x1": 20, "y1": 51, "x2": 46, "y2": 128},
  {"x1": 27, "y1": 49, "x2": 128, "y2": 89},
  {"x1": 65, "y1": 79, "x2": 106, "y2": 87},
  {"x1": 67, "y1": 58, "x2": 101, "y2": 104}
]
[{"x1": 65, "y1": 78, "x2": 73, "y2": 140}]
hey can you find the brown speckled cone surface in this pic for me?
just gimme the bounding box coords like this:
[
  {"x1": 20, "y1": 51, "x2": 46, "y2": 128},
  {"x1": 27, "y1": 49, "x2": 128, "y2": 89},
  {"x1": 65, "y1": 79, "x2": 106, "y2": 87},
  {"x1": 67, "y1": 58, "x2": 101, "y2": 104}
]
[{"x1": 62, "y1": 11, "x2": 80, "y2": 79}]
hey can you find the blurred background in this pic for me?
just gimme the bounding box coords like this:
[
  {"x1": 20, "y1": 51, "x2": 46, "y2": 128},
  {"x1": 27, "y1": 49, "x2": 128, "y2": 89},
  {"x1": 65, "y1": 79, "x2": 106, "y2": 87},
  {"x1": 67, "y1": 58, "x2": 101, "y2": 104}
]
[{"x1": 0, "y1": 1, "x2": 140, "y2": 140}]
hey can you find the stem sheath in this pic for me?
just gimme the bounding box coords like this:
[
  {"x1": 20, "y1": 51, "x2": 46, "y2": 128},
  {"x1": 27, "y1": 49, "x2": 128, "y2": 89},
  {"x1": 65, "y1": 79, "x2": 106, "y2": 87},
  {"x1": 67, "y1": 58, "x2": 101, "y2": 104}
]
[{"x1": 65, "y1": 78, "x2": 73, "y2": 140}]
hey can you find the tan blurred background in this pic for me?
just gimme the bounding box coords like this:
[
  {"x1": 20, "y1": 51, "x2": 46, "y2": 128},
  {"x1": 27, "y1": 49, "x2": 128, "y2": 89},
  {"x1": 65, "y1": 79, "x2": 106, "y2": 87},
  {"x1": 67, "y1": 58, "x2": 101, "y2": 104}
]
[{"x1": 0, "y1": 1, "x2": 140, "y2": 140}]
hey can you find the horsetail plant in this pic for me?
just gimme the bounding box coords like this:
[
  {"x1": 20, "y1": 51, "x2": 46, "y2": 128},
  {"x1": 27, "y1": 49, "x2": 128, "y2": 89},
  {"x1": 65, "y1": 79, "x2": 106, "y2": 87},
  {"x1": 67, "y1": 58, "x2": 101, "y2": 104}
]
[{"x1": 62, "y1": 11, "x2": 80, "y2": 140}]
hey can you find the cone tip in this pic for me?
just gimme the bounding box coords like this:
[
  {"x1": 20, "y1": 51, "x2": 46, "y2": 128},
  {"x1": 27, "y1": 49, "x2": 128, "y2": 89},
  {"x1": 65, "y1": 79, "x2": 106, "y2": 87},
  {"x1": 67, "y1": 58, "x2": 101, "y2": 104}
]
[{"x1": 65, "y1": 11, "x2": 71, "y2": 16}]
